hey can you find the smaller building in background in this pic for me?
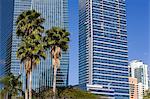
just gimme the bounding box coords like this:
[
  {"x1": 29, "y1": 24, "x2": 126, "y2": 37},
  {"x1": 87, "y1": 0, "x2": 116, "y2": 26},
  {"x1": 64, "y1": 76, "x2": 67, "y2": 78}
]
[
  {"x1": 129, "y1": 77, "x2": 138, "y2": 99},
  {"x1": 148, "y1": 80, "x2": 150, "y2": 89},
  {"x1": 138, "y1": 83, "x2": 144, "y2": 99},
  {"x1": 129, "y1": 60, "x2": 149, "y2": 99},
  {"x1": 129, "y1": 60, "x2": 148, "y2": 90}
]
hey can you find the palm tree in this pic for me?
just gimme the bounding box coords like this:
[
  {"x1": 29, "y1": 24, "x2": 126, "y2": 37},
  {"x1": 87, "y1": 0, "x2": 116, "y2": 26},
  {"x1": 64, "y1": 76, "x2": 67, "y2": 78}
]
[
  {"x1": 44, "y1": 27, "x2": 70, "y2": 98},
  {"x1": 16, "y1": 10, "x2": 46, "y2": 99},
  {"x1": 17, "y1": 37, "x2": 46, "y2": 99},
  {"x1": 0, "y1": 73, "x2": 22, "y2": 99},
  {"x1": 16, "y1": 10, "x2": 45, "y2": 38}
]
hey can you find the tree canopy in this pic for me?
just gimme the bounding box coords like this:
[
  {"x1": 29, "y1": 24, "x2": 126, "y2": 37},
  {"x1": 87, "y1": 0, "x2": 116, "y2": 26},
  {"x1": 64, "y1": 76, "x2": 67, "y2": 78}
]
[
  {"x1": 32, "y1": 86, "x2": 102, "y2": 99},
  {"x1": 0, "y1": 73, "x2": 22, "y2": 98},
  {"x1": 144, "y1": 89, "x2": 150, "y2": 99}
]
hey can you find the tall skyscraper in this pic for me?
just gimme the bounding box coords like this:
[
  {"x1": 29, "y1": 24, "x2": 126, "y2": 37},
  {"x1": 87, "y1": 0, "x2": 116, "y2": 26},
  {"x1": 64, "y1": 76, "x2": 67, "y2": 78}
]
[
  {"x1": 0, "y1": 0, "x2": 14, "y2": 77},
  {"x1": 0, "y1": 0, "x2": 69, "y2": 90},
  {"x1": 79, "y1": 0, "x2": 129, "y2": 98}
]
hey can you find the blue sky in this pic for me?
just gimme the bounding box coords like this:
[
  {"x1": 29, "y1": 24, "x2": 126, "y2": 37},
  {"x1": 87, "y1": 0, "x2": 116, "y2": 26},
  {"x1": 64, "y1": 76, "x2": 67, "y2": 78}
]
[{"x1": 68, "y1": 0, "x2": 149, "y2": 85}]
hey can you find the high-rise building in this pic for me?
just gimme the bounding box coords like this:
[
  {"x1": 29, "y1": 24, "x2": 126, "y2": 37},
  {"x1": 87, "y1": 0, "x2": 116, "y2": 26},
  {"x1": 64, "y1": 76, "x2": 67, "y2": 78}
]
[
  {"x1": 0, "y1": 0, "x2": 69, "y2": 90},
  {"x1": 137, "y1": 83, "x2": 144, "y2": 99},
  {"x1": 129, "y1": 60, "x2": 149, "y2": 91},
  {"x1": 0, "y1": 0, "x2": 14, "y2": 78},
  {"x1": 79, "y1": 0, "x2": 129, "y2": 98},
  {"x1": 129, "y1": 77, "x2": 138, "y2": 99},
  {"x1": 129, "y1": 60, "x2": 149, "y2": 99},
  {"x1": 148, "y1": 80, "x2": 150, "y2": 89}
]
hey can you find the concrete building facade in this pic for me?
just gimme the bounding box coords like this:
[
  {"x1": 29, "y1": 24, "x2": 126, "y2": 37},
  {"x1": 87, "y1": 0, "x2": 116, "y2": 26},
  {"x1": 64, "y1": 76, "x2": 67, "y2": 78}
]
[
  {"x1": 129, "y1": 60, "x2": 149, "y2": 99},
  {"x1": 129, "y1": 77, "x2": 138, "y2": 99}
]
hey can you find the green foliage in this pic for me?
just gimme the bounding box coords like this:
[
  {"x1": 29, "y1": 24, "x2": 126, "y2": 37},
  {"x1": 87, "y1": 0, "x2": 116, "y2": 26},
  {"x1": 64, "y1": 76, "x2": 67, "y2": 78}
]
[
  {"x1": 32, "y1": 87, "x2": 101, "y2": 99},
  {"x1": 44, "y1": 27, "x2": 70, "y2": 96},
  {"x1": 44, "y1": 27, "x2": 70, "y2": 51},
  {"x1": 40, "y1": 89, "x2": 54, "y2": 99},
  {"x1": 59, "y1": 88, "x2": 98, "y2": 99},
  {"x1": 16, "y1": 10, "x2": 45, "y2": 37},
  {"x1": 0, "y1": 73, "x2": 22, "y2": 98},
  {"x1": 144, "y1": 89, "x2": 150, "y2": 99},
  {"x1": 16, "y1": 9, "x2": 46, "y2": 68},
  {"x1": 16, "y1": 9, "x2": 70, "y2": 99},
  {"x1": 17, "y1": 36, "x2": 46, "y2": 66},
  {"x1": 16, "y1": 10, "x2": 47, "y2": 99}
]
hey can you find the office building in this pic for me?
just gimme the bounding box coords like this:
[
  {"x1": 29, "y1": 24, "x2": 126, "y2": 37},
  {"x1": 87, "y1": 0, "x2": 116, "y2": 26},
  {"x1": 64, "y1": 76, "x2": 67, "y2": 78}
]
[
  {"x1": 0, "y1": 0, "x2": 14, "y2": 78},
  {"x1": 79, "y1": 0, "x2": 129, "y2": 98},
  {"x1": 129, "y1": 77, "x2": 138, "y2": 99},
  {"x1": 0, "y1": 0, "x2": 69, "y2": 90}
]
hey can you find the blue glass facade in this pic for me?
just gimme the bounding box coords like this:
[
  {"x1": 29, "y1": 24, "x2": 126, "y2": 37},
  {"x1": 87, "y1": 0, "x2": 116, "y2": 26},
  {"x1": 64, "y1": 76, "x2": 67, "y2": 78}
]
[
  {"x1": 79, "y1": 0, "x2": 129, "y2": 98},
  {"x1": 0, "y1": 0, "x2": 69, "y2": 90},
  {"x1": 0, "y1": 0, "x2": 14, "y2": 89},
  {"x1": 0, "y1": 0, "x2": 14, "y2": 77}
]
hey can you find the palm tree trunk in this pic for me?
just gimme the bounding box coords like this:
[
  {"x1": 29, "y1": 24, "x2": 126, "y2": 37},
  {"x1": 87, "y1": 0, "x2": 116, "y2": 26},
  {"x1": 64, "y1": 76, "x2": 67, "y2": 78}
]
[
  {"x1": 29, "y1": 71, "x2": 32, "y2": 99},
  {"x1": 19, "y1": 63, "x2": 23, "y2": 97},
  {"x1": 20, "y1": 63, "x2": 22, "y2": 75},
  {"x1": 29, "y1": 60, "x2": 32, "y2": 99},
  {"x1": 5, "y1": 92, "x2": 8, "y2": 99},
  {"x1": 53, "y1": 67, "x2": 57, "y2": 99},
  {"x1": 25, "y1": 73, "x2": 28, "y2": 99}
]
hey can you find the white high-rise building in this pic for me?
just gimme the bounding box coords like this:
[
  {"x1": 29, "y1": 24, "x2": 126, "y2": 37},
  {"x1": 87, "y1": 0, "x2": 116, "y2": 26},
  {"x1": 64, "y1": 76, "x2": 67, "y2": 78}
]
[
  {"x1": 129, "y1": 60, "x2": 148, "y2": 90},
  {"x1": 129, "y1": 60, "x2": 149, "y2": 99},
  {"x1": 148, "y1": 80, "x2": 150, "y2": 89},
  {"x1": 137, "y1": 83, "x2": 144, "y2": 99}
]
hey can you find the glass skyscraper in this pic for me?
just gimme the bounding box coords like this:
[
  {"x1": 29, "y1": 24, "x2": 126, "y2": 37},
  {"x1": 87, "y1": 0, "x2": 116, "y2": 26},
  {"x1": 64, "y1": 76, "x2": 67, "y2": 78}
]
[
  {"x1": 0, "y1": 0, "x2": 14, "y2": 77},
  {"x1": 0, "y1": 0, "x2": 69, "y2": 90},
  {"x1": 79, "y1": 0, "x2": 129, "y2": 99}
]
